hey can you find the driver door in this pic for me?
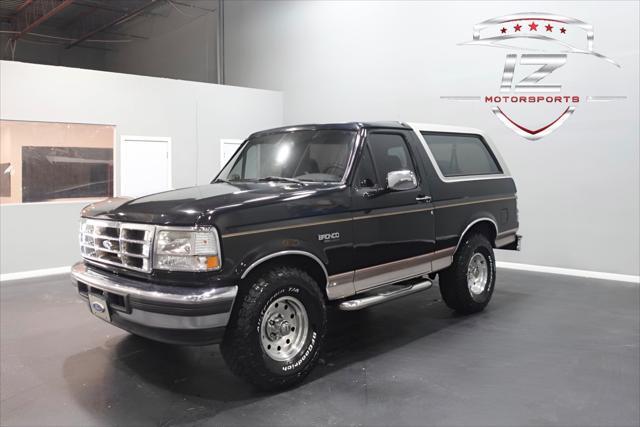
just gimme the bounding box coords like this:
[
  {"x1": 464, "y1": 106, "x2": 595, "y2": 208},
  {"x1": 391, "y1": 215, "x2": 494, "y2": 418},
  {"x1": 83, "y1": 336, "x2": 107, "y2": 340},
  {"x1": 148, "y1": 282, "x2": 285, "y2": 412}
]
[{"x1": 351, "y1": 130, "x2": 435, "y2": 292}]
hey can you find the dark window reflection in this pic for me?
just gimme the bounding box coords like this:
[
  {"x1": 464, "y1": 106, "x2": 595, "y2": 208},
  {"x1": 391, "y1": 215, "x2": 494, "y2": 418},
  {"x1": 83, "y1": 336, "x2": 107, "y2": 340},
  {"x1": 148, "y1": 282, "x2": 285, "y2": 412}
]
[
  {"x1": 0, "y1": 163, "x2": 10, "y2": 197},
  {"x1": 22, "y1": 147, "x2": 113, "y2": 203}
]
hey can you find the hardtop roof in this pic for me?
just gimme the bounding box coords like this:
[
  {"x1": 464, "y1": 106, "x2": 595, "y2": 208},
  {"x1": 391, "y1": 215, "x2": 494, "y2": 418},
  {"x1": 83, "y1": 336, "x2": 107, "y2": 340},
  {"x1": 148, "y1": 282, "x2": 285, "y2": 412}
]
[{"x1": 248, "y1": 121, "x2": 484, "y2": 139}]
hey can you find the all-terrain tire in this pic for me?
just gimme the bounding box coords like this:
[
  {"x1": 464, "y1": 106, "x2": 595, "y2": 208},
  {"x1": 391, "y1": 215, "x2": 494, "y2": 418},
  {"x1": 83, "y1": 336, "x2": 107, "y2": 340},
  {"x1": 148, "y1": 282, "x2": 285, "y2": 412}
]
[
  {"x1": 439, "y1": 233, "x2": 496, "y2": 314},
  {"x1": 221, "y1": 266, "x2": 327, "y2": 390}
]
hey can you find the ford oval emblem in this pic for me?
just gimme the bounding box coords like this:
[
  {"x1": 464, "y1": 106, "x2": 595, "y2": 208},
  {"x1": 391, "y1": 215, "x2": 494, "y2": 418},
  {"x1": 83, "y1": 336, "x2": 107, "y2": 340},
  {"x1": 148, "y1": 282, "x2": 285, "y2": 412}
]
[{"x1": 91, "y1": 302, "x2": 106, "y2": 313}]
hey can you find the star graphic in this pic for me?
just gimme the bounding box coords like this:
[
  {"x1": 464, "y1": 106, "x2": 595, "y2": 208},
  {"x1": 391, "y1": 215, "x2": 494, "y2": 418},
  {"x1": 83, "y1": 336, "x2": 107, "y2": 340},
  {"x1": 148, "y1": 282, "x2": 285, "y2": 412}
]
[
  {"x1": 529, "y1": 21, "x2": 538, "y2": 31},
  {"x1": 560, "y1": 27, "x2": 567, "y2": 34},
  {"x1": 500, "y1": 27, "x2": 507, "y2": 34},
  {"x1": 545, "y1": 24, "x2": 553, "y2": 32},
  {"x1": 514, "y1": 23, "x2": 522, "y2": 32}
]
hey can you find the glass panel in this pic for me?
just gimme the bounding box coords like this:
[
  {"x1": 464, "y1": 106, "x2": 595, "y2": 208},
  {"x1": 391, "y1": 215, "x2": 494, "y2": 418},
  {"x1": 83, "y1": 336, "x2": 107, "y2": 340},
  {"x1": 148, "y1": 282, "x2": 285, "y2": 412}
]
[
  {"x1": 354, "y1": 146, "x2": 378, "y2": 188},
  {"x1": 422, "y1": 133, "x2": 501, "y2": 177},
  {"x1": 366, "y1": 133, "x2": 415, "y2": 183},
  {"x1": 22, "y1": 147, "x2": 113, "y2": 203},
  {"x1": 219, "y1": 130, "x2": 356, "y2": 183},
  {"x1": 0, "y1": 120, "x2": 114, "y2": 204}
]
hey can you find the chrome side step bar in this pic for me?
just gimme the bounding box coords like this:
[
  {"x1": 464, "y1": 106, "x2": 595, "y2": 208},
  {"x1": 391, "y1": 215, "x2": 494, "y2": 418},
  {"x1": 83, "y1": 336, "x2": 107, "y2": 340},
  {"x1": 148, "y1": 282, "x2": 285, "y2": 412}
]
[{"x1": 338, "y1": 279, "x2": 432, "y2": 311}]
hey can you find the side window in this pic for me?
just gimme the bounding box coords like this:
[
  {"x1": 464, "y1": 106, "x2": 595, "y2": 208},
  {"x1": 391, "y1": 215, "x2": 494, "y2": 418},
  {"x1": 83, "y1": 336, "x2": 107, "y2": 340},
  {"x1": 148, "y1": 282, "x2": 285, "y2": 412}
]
[
  {"x1": 421, "y1": 133, "x2": 502, "y2": 177},
  {"x1": 354, "y1": 145, "x2": 377, "y2": 188},
  {"x1": 367, "y1": 133, "x2": 416, "y2": 184}
]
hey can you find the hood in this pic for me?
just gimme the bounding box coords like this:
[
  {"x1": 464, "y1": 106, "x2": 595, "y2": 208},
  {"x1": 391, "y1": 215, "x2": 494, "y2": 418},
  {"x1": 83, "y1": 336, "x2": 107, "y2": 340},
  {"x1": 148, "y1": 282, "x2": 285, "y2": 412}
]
[{"x1": 81, "y1": 182, "x2": 342, "y2": 225}]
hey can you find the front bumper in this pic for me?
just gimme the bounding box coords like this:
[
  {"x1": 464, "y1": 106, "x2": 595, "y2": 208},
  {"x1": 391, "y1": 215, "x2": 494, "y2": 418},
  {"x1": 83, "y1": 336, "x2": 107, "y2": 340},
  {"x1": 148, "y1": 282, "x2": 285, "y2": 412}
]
[{"x1": 71, "y1": 262, "x2": 237, "y2": 345}]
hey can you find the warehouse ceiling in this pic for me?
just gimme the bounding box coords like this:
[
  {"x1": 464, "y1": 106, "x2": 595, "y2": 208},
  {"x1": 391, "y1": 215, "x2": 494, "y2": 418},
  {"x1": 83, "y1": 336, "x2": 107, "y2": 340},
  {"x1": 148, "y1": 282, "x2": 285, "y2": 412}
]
[{"x1": 0, "y1": 0, "x2": 208, "y2": 51}]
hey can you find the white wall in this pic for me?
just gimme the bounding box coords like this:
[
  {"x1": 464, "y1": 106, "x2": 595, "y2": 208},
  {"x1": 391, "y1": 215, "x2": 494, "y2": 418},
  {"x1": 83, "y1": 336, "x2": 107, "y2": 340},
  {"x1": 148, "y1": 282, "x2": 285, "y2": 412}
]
[
  {"x1": 0, "y1": 60, "x2": 283, "y2": 275},
  {"x1": 224, "y1": 1, "x2": 640, "y2": 276}
]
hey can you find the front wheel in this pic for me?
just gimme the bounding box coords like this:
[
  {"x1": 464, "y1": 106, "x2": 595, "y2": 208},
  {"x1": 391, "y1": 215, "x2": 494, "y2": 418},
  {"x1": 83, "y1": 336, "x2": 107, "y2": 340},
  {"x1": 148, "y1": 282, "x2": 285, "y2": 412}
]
[
  {"x1": 221, "y1": 266, "x2": 327, "y2": 390},
  {"x1": 439, "y1": 233, "x2": 496, "y2": 314}
]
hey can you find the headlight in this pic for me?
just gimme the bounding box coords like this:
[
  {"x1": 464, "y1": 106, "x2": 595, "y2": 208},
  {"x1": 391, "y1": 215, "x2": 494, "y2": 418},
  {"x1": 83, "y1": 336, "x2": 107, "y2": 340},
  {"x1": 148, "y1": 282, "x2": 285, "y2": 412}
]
[{"x1": 154, "y1": 227, "x2": 221, "y2": 272}]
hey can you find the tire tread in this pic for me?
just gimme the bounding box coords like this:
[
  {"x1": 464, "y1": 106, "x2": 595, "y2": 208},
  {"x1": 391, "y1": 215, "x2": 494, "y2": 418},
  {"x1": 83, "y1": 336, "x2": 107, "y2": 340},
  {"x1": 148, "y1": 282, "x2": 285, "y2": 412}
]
[
  {"x1": 221, "y1": 266, "x2": 326, "y2": 390},
  {"x1": 439, "y1": 233, "x2": 495, "y2": 314}
]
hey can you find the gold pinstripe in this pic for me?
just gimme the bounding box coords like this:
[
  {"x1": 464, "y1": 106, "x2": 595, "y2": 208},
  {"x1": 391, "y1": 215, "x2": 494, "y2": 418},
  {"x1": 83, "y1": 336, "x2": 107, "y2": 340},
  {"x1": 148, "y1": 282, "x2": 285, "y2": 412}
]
[
  {"x1": 434, "y1": 195, "x2": 516, "y2": 210},
  {"x1": 221, "y1": 195, "x2": 516, "y2": 239},
  {"x1": 352, "y1": 207, "x2": 433, "y2": 221}
]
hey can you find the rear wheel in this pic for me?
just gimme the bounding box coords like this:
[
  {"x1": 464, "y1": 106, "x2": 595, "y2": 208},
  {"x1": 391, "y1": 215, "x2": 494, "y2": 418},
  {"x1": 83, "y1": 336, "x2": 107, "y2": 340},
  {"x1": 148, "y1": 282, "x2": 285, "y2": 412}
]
[
  {"x1": 221, "y1": 266, "x2": 327, "y2": 390},
  {"x1": 439, "y1": 233, "x2": 496, "y2": 314}
]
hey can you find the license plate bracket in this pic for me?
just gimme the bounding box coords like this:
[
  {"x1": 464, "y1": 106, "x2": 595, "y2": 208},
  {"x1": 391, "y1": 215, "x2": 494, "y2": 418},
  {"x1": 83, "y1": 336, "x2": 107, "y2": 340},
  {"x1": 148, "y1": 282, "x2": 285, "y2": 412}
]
[{"x1": 88, "y1": 292, "x2": 111, "y2": 322}]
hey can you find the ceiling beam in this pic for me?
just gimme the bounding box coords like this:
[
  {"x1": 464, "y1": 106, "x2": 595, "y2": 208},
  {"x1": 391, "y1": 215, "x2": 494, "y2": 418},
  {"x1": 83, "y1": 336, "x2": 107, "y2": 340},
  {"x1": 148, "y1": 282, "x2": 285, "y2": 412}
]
[
  {"x1": 11, "y1": 0, "x2": 75, "y2": 42},
  {"x1": 14, "y1": 0, "x2": 35, "y2": 15},
  {"x1": 73, "y1": 0, "x2": 164, "y2": 17},
  {"x1": 66, "y1": 0, "x2": 157, "y2": 49},
  {"x1": 103, "y1": 30, "x2": 149, "y2": 40}
]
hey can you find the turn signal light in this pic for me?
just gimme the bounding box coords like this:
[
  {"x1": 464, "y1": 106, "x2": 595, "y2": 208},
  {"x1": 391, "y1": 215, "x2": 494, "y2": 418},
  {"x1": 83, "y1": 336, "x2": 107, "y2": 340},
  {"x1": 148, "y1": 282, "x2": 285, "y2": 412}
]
[{"x1": 206, "y1": 256, "x2": 220, "y2": 269}]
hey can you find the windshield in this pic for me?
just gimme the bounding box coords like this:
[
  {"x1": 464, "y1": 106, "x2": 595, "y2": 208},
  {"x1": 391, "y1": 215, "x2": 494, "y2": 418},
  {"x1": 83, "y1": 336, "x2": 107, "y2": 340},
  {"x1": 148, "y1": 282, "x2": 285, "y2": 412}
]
[{"x1": 216, "y1": 130, "x2": 356, "y2": 183}]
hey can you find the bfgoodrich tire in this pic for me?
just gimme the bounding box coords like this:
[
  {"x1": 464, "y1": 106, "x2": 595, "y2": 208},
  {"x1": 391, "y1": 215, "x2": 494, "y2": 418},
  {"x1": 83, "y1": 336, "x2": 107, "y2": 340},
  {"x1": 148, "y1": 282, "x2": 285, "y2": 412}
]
[
  {"x1": 221, "y1": 266, "x2": 327, "y2": 390},
  {"x1": 439, "y1": 233, "x2": 496, "y2": 314}
]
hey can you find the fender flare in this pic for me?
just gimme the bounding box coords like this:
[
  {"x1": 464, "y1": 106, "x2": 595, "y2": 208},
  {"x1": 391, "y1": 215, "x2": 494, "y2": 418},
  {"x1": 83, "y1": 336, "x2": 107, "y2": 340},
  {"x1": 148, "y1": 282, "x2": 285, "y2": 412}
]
[
  {"x1": 454, "y1": 217, "x2": 499, "y2": 254},
  {"x1": 240, "y1": 250, "x2": 329, "y2": 285}
]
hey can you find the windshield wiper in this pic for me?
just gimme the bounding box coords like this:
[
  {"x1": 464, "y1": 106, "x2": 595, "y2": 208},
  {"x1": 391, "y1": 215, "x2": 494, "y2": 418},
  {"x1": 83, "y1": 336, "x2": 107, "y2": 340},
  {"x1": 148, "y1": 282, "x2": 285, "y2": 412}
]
[{"x1": 257, "y1": 176, "x2": 305, "y2": 185}]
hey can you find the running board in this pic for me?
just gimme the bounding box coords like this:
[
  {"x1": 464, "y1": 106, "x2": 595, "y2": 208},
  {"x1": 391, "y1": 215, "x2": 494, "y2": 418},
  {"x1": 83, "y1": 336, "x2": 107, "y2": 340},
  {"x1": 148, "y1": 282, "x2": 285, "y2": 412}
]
[{"x1": 338, "y1": 279, "x2": 432, "y2": 311}]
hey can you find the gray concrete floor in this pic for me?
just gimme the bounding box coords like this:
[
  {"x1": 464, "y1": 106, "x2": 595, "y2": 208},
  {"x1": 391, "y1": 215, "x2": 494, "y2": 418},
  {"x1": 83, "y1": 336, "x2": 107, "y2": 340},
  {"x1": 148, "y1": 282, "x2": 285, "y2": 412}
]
[{"x1": 1, "y1": 269, "x2": 638, "y2": 427}]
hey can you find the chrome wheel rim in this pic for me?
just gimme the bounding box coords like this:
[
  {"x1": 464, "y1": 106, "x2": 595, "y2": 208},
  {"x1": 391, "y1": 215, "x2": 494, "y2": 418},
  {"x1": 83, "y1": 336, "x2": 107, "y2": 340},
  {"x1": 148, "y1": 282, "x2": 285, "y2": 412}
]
[
  {"x1": 467, "y1": 252, "x2": 489, "y2": 298},
  {"x1": 260, "y1": 296, "x2": 309, "y2": 362}
]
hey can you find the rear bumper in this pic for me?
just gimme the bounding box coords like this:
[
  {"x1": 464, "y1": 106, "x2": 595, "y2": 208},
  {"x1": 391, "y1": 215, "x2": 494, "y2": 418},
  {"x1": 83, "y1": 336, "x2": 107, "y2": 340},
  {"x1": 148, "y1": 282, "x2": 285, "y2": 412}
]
[
  {"x1": 71, "y1": 261, "x2": 237, "y2": 345},
  {"x1": 496, "y1": 232, "x2": 522, "y2": 251}
]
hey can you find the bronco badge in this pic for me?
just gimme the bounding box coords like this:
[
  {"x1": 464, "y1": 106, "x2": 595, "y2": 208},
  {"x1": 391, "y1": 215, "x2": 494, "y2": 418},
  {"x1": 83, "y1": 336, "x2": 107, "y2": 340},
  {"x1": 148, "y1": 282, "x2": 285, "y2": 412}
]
[{"x1": 318, "y1": 232, "x2": 340, "y2": 242}]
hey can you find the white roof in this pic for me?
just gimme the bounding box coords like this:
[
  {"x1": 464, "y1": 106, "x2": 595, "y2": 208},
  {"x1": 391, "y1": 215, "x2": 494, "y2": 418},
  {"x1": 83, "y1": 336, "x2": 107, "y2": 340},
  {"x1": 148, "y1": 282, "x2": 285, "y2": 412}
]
[{"x1": 406, "y1": 122, "x2": 486, "y2": 136}]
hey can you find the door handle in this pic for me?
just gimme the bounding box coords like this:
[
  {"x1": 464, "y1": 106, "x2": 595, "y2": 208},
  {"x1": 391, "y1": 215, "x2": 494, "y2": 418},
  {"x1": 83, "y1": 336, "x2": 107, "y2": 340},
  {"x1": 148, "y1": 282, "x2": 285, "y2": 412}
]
[{"x1": 416, "y1": 195, "x2": 432, "y2": 203}]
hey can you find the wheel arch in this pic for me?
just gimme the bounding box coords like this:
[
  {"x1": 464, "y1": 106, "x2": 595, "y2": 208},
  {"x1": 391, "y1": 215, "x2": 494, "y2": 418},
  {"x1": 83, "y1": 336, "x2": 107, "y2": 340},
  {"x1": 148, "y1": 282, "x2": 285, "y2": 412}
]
[
  {"x1": 240, "y1": 250, "x2": 329, "y2": 296},
  {"x1": 454, "y1": 217, "x2": 498, "y2": 254}
]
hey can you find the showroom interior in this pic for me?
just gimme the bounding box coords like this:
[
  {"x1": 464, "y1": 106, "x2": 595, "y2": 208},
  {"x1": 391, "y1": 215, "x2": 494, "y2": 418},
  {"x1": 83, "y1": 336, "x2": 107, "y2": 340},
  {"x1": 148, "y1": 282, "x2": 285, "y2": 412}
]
[{"x1": 0, "y1": 1, "x2": 638, "y2": 426}]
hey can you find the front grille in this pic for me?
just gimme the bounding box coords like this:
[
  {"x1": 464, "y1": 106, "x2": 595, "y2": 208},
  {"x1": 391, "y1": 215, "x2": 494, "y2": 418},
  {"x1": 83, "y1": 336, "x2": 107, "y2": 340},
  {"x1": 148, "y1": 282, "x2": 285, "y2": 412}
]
[{"x1": 80, "y1": 219, "x2": 155, "y2": 272}]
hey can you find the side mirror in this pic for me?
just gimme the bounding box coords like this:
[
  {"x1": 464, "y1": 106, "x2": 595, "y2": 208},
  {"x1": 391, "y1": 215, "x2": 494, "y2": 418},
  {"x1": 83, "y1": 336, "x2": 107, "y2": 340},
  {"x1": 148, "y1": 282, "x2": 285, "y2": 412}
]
[{"x1": 386, "y1": 170, "x2": 417, "y2": 191}]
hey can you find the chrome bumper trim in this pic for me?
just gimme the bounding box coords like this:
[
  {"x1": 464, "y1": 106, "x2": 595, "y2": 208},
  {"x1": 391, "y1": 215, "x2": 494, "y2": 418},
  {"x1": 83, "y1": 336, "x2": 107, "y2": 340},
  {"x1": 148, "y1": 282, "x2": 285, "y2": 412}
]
[
  {"x1": 71, "y1": 262, "x2": 237, "y2": 331},
  {"x1": 118, "y1": 309, "x2": 231, "y2": 330},
  {"x1": 495, "y1": 232, "x2": 518, "y2": 249},
  {"x1": 71, "y1": 262, "x2": 237, "y2": 305}
]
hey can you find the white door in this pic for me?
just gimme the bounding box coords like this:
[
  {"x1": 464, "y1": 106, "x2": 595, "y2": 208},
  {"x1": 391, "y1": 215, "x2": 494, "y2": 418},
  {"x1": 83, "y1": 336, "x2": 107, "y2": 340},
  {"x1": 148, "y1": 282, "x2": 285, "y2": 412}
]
[
  {"x1": 120, "y1": 136, "x2": 171, "y2": 198},
  {"x1": 220, "y1": 139, "x2": 243, "y2": 170}
]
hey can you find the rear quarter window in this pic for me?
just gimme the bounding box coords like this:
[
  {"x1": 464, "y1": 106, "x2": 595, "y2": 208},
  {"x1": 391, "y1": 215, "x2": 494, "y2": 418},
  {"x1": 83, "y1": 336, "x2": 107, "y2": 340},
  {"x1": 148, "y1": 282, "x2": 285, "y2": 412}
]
[{"x1": 421, "y1": 133, "x2": 502, "y2": 177}]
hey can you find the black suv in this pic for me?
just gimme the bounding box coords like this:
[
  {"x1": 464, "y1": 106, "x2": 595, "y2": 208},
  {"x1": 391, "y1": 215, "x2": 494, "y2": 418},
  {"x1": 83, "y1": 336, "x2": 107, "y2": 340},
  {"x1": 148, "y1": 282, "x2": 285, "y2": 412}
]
[{"x1": 72, "y1": 121, "x2": 521, "y2": 390}]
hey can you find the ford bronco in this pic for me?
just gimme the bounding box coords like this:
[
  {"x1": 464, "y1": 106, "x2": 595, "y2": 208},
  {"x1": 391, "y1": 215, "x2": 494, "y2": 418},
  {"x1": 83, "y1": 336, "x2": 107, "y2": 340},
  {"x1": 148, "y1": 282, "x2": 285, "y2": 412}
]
[{"x1": 72, "y1": 121, "x2": 521, "y2": 390}]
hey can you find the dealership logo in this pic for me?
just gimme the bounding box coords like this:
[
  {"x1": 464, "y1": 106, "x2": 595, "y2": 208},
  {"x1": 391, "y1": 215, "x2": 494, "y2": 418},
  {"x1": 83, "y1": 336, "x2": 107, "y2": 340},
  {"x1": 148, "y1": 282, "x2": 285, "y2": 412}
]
[{"x1": 442, "y1": 13, "x2": 625, "y2": 140}]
